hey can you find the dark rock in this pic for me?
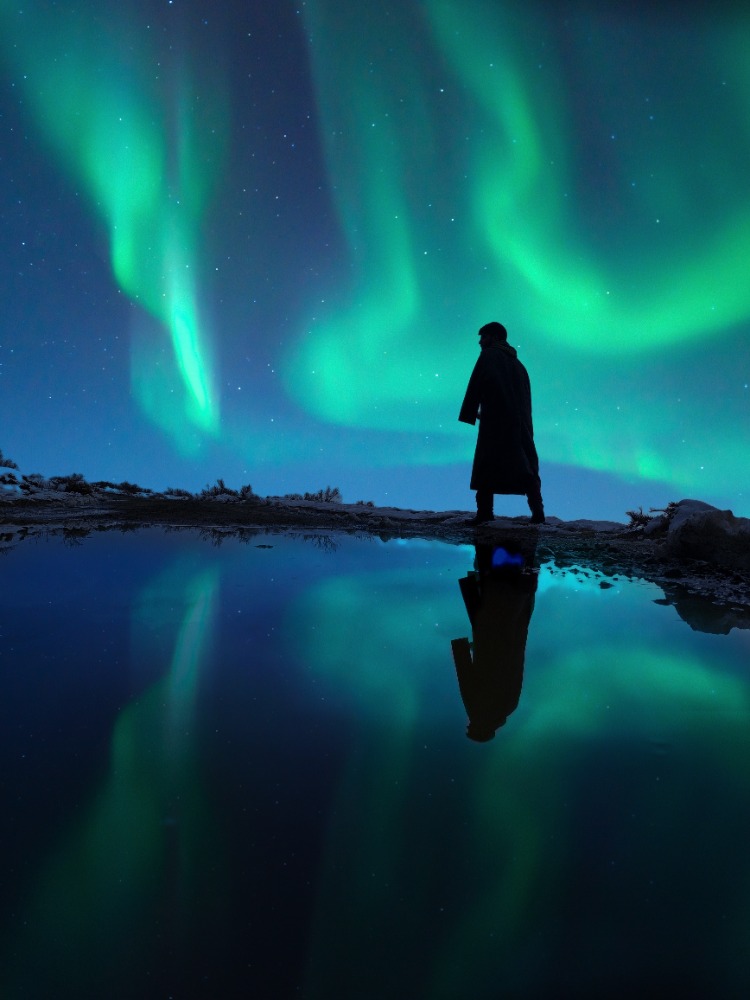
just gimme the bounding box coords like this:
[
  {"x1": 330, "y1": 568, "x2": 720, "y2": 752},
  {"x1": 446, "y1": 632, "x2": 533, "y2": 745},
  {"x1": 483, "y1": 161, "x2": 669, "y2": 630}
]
[
  {"x1": 668, "y1": 498, "x2": 720, "y2": 531},
  {"x1": 643, "y1": 515, "x2": 667, "y2": 536},
  {"x1": 666, "y1": 500, "x2": 750, "y2": 570}
]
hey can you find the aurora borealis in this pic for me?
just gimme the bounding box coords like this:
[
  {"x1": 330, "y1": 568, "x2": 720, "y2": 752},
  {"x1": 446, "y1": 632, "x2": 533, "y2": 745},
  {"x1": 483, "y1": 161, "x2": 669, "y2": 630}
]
[{"x1": 1, "y1": 0, "x2": 748, "y2": 518}]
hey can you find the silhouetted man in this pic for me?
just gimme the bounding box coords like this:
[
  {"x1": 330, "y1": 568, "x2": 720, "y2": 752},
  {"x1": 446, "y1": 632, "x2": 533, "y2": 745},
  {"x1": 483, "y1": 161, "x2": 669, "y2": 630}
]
[{"x1": 459, "y1": 321, "x2": 544, "y2": 525}]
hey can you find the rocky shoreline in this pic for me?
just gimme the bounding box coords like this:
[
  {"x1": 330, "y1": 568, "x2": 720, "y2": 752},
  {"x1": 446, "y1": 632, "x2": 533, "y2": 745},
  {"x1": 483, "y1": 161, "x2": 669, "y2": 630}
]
[{"x1": 3, "y1": 493, "x2": 750, "y2": 619}]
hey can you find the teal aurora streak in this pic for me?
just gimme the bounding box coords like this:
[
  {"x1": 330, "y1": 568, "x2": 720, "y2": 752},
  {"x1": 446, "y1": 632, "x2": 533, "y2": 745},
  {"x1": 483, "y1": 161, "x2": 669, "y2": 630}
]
[
  {"x1": 286, "y1": 0, "x2": 750, "y2": 494},
  {"x1": 1, "y1": 2, "x2": 227, "y2": 450}
]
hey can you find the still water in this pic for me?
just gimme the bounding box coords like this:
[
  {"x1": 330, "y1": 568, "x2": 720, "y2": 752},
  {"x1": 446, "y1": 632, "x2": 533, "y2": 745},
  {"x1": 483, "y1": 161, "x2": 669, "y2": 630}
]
[{"x1": 1, "y1": 527, "x2": 749, "y2": 998}]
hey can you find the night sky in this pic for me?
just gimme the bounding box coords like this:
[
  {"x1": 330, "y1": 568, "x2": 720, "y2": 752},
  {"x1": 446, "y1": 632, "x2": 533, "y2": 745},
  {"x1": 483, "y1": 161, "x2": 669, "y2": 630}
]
[{"x1": 1, "y1": 0, "x2": 748, "y2": 520}]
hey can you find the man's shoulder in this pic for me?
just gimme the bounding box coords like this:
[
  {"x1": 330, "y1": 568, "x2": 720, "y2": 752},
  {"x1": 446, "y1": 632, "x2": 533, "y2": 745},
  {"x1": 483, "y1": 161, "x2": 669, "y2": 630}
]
[{"x1": 484, "y1": 345, "x2": 525, "y2": 370}]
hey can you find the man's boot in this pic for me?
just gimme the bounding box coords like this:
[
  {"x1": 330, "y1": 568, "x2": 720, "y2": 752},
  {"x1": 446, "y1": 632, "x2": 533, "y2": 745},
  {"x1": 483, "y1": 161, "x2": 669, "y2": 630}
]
[
  {"x1": 465, "y1": 490, "x2": 494, "y2": 526},
  {"x1": 529, "y1": 503, "x2": 545, "y2": 524},
  {"x1": 527, "y1": 478, "x2": 545, "y2": 524}
]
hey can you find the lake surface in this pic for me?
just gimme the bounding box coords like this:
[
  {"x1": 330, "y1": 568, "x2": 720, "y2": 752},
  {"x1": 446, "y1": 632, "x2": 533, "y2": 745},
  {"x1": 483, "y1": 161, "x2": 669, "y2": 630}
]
[{"x1": 1, "y1": 527, "x2": 749, "y2": 998}]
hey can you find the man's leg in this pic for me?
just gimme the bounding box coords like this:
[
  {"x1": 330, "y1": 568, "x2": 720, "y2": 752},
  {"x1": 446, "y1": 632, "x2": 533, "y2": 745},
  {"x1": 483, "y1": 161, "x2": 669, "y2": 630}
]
[
  {"x1": 526, "y1": 475, "x2": 545, "y2": 524},
  {"x1": 476, "y1": 489, "x2": 494, "y2": 523}
]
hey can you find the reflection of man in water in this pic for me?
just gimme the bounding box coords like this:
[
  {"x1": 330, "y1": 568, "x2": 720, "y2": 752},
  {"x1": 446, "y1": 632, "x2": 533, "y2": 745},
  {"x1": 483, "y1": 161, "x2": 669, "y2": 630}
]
[{"x1": 451, "y1": 540, "x2": 538, "y2": 741}]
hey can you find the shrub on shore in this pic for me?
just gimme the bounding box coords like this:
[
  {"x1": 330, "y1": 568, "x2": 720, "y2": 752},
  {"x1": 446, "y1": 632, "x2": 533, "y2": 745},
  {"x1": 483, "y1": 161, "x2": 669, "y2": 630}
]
[
  {"x1": 197, "y1": 479, "x2": 258, "y2": 501},
  {"x1": 282, "y1": 486, "x2": 342, "y2": 503}
]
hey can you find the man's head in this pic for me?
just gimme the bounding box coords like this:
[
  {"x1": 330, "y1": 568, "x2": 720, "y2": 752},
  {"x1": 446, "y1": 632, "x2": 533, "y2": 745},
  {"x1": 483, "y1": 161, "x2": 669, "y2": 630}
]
[{"x1": 478, "y1": 322, "x2": 507, "y2": 348}]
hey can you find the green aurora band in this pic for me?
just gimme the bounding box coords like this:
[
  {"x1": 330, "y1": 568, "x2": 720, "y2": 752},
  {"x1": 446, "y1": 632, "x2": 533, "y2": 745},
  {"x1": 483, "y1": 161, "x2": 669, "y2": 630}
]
[
  {"x1": 0, "y1": 3, "x2": 227, "y2": 450},
  {"x1": 287, "y1": 0, "x2": 750, "y2": 493}
]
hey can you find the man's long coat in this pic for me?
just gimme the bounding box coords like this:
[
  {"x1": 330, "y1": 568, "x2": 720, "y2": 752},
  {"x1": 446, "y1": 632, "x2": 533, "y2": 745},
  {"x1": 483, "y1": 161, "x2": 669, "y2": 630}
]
[{"x1": 458, "y1": 341, "x2": 539, "y2": 494}]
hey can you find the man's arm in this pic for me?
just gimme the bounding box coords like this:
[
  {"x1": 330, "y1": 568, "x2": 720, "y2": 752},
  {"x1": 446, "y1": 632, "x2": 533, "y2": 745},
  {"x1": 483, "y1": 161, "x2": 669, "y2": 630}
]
[
  {"x1": 458, "y1": 359, "x2": 483, "y2": 425},
  {"x1": 519, "y1": 365, "x2": 534, "y2": 434}
]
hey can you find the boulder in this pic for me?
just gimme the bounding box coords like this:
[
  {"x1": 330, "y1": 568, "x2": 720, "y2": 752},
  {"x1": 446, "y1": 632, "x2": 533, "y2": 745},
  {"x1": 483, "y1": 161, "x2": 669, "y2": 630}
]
[
  {"x1": 667, "y1": 499, "x2": 720, "y2": 532},
  {"x1": 666, "y1": 499, "x2": 750, "y2": 570},
  {"x1": 643, "y1": 514, "x2": 667, "y2": 536}
]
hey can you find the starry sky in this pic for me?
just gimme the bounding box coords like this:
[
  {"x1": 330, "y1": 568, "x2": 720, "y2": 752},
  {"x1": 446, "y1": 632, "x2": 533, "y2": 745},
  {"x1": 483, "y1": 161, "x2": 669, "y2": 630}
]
[{"x1": 1, "y1": 0, "x2": 748, "y2": 520}]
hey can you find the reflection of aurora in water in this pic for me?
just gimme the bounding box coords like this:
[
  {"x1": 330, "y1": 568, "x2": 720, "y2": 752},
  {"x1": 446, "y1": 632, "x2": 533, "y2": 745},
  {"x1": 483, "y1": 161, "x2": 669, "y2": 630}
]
[
  {"x1": 0, "y1": 553, "x2": 221, "y2": 996},
  {"x1": 290, "y1": 557, "x2": 750, "y2": 995},
  {"x1": 1, "y1": 531, "x2": 750, "y2": 995}
]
